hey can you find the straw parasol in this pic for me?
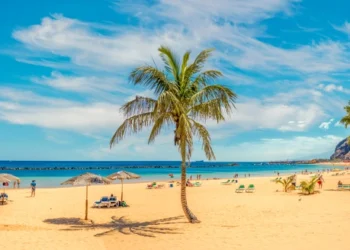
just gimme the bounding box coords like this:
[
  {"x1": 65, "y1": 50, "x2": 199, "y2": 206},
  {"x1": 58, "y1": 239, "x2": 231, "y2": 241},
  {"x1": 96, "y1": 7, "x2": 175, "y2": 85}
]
[
  {"x1": 61, "y1": 172, "x2": 111, "y2": 220},
  {"x1": 0, "y1": 174, "x2": 20, "y2": 188},
  {"x1": 0, "y1": 176, "x2": 10, "y2": 205},
  {"x1": 107, "y1": 171, "x2": 140, "y2": 201},
  {"x1": 0, "y1": 174, "x2": 19, "y2": 182}
]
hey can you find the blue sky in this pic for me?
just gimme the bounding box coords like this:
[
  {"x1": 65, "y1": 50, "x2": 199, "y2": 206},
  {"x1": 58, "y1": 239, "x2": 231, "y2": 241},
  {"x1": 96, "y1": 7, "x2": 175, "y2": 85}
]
[{"x1": 0, "y1": 0, "x2": 349, "y2": 161}]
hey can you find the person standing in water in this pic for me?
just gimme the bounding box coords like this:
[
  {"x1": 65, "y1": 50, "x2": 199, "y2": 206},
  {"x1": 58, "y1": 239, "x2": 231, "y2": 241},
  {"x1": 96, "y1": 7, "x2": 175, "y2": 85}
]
[{"x1": 30, "y1": 180, "x2": 36, "y2": 197}]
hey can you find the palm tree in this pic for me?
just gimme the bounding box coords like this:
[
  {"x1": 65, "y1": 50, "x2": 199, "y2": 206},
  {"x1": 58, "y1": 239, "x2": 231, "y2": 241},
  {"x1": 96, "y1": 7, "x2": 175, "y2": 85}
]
[
  {"x1": 273, "y1": 177, "x2": 293, "y2": 192},
  {"x1": 340, "y1": 101, "x2": 350, "y2": 143},
  {"x1": 110, "y1": 46, "x2": 237, "y2": 223},
  {"x1": 300, "y1": 175, "x2": 319, "y2": 195}
]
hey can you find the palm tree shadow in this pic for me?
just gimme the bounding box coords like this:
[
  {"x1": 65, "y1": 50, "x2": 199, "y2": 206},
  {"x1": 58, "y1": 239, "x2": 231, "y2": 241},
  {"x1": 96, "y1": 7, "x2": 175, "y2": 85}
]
[{"x1": 44, "y1": 216, "x2": 185, "y2": 238}]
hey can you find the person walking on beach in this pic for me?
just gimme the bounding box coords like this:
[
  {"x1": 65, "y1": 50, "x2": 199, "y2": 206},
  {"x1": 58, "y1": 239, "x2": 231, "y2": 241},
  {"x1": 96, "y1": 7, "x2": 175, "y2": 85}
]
[
  {"x1": 291, "y1": 175, "x2": 297, "y2": 189},
  {"x1": 30, "y1": 180, "x2": 36, "y2": 197},
  {"x1": 317, "y1": 175, "x2": 324, "y2": 189},
  {"x1": 17, "y1": 179, "x2": 20, "y2": 188}
]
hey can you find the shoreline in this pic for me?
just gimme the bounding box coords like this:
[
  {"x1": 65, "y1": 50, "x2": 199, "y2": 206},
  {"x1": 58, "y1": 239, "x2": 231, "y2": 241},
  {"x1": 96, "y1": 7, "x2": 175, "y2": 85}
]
[{"x1": 5, "y1": 166, "x2": 347, "y2": 191}]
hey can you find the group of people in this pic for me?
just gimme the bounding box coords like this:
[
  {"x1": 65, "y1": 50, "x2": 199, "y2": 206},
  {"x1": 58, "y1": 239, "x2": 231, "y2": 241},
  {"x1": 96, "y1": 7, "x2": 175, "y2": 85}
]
[
  {"x1": 186, "y1": 179, "x2": 194, "y2": 187},
  {"x1": 189, "y1": 174, "x2": 201, "y2": 180},
  {"x1": 2, "y1": 180, "x2": 20, "y2": 188}
]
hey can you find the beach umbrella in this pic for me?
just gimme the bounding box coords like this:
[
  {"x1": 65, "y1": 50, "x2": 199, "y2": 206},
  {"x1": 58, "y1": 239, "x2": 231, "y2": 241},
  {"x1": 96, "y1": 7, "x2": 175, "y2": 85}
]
[
  {"x1": 0, "y1": 176, "x2": 10, "y2": 205},
  {"x1": 0, "y1": 174, "x2": 19, "y2": 182},
  {"x1": 61, "y1": 172, "x2": 111, "y2": 220},
  {"x1": 107, "y1": 171, "x2": 140, "y2": 201},
  {"x1": 0, "y1": 174, "x2": 20, "y2": 188}
]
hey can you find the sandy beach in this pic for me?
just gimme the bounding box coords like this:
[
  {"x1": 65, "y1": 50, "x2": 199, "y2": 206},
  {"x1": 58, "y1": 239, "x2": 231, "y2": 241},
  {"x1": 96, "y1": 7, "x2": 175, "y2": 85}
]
[{"x1": 1, "y1": 172, "x2": 350, "y2": 250}]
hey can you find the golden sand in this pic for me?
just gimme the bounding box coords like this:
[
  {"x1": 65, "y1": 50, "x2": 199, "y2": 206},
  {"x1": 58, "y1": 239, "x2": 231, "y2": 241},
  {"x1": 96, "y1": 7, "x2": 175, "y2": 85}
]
[{"x1": 1, "y1": 172, "x2": 350, "y2": 250}]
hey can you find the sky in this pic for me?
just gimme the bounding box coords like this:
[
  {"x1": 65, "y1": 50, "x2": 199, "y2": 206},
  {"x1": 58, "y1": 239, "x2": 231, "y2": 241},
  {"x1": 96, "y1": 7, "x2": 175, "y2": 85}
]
[{"x1": 0, "y1": 0, "x2": 349, "y2": 161}]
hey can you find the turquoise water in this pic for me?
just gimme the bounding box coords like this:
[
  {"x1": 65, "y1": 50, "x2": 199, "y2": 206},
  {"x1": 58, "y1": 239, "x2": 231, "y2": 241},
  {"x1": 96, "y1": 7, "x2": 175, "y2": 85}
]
[{"x1": 0, "y1": 161, "x2": 335, "y2": 188}]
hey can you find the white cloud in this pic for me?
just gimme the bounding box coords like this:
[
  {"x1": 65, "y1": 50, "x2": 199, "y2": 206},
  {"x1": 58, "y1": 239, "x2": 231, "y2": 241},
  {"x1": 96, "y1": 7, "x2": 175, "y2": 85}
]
[
  {"x1": 31, "y1": 71, "x2": 132, "y2": 95},
  {"x1": 82, "y1": 134, "x2": 342, "y2": 161},
  {"x1": 0, "y1": 88, "x2": 123, "y2": 133},
  {"x1": 319, "y1": 118, "x2": 334, "y2": 130},
  {"x1": 212, "y1": 135, "x2": 342, "y2": 161},
  {"x1": 334, "y1": 121, "x2": 343, "y2": 127},
  {"x1": 205, "y1": 96, "x2": 324, "y2": 136},
  {"x1": 11, "y1": 2, "x2": 350, "y2": 77},
  {"x1": 116, "y1": 0, "x2": 300, "y2": 25},
  {"x1": 12, "y1": 14, "x2": 195, "y2": 71},
  {"x1": 46, "y1": 135, "x2": 69, "y2": 144},
  {"x1": 333, "y1": 21, "x2": 350, "y2": 36},
  {"x1": 317, "y1": 83, "x2": 350, "y2": 93}
]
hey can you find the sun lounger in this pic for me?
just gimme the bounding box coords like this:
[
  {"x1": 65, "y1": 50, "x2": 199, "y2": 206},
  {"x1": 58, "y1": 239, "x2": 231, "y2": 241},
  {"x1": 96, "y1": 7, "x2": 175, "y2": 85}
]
[
  {"x1": 338, "y1": 184, "x2": 350, "y2": 190},
  {"x1": 0, "y1": 193, "x2": 8, "y2": 205},
  {"x1": 235, "y1": 185, "x2": 245, "y2": 193},
  {"x1": 245, "y1": 184, "x2": 255, "y2": 193},
  {"x1": 109, "y1": 197, "x2": 119, "y2": 207},
  {"x1": 221, "y1": 180, "x2": 231, "y2": 185},
  {"x1": 147, "y1": 182, "x2": 157, "y2": 189},
  {"x1": 193, "y1": 182, "x2": 202, "y2": 187},
  {"x1": 93, "y1": 196, "x2": 110, "y2": 208}
]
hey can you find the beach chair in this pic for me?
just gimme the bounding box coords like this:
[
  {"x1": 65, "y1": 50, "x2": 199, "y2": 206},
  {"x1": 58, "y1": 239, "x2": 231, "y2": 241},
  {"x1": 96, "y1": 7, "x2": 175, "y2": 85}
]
[
  {"x1": 235, "y1": 185, "x2": 245, "y2": 193},
  {"x1": 156, "y1": 184, "x2": 165, "y2": 189},
  {"x1": 221, "y1": 180, "x2": 231, "y2": 185},
  {"x1": 338, "y1": 184, "x2": 350, "y2": 190},
  {"x1": 109, "y1": 197, "x2": 119, "y2": 207},
  {"x1": 93, "y1": 196, "x2": 110, "y2": 208},
  {"x1": 193, "y1": 182, "x2": 202, "y2": 187},
  {"x1": 0, "y1": 193, "x2": 8, "y2": 205},
  {"x1": 232, "y1": 179, "x2": 238, "y2": 183},
  {"x1": 245, "y1": 184, "x2": 255, "y2": 193},
  {"x1": 147, "y1": 182, "x2": 157, "y2": 189}
]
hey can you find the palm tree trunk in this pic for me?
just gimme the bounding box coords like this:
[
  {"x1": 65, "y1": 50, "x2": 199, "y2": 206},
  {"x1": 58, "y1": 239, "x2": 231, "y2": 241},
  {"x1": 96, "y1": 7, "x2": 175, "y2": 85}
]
[
  {"x1": 121, "y1": 179, "x2": 124, "y2": 201},
  {"x1": 180, "y1": 142, "x2": 200, "y2": 223},
  {"x1": 85, "y1": 185, "x2": 88, "y2": 220}
]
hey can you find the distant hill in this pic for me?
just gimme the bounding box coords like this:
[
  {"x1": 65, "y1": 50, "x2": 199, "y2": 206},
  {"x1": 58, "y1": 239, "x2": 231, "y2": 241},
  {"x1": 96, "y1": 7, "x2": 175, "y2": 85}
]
[{"x1": 330, "y1": 138, "x2": 350, "y2": 160}]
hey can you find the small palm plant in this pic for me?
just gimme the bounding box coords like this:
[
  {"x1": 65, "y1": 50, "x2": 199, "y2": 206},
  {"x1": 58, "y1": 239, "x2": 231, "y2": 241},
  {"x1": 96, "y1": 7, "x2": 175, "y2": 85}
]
[
  {"x1": 340, "y1": 101, "x2": 350, "y2": 143},
  {"x1": 273, "y1": 177, "x2": 293, "y2": 192},
  {"x1": 300, "y1": 175, "x2": 319, "y2": 195}
]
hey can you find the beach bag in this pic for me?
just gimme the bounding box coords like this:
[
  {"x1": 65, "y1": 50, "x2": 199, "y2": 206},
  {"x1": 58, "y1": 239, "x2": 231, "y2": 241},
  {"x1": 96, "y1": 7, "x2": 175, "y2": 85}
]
[{"x1": 119, "y1": 201, "x2": 127, "y2": 207}]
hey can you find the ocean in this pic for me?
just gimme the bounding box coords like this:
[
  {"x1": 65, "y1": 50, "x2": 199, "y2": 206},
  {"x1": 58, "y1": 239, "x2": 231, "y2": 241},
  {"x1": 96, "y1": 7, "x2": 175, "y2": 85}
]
[{"x1": 0, "y1": 161, "x2": 336, "y2": 188}]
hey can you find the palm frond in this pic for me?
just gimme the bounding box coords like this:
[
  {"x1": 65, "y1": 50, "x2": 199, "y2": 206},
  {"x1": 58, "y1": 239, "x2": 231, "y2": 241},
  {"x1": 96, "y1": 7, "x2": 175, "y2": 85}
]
[
  {"x1": 129, "y1": 66, "x2": 171, "y2": 95},
  {"x1": 192, "y1": 70, "x2": 223, "y2": 88},
  {"x1": 148, "y1": 112, "x2": 174, "y2": 144},
  {"x1": 158, "y1": 46, "x2": 180, "y2": 82},
  {"x1": 121, "y1": 96, "x2": 157, "y2": 118},
  {"x1": 180, "y1": 51, "x2": 191, "y2": 83},
  {"x1": 189, "y1": 98, "x2": 225, "y2": 122},
  {"x1": 340, "y1": 116, "x2": 350, "y2": 128},
  {"x1": 300, "y1": 175, "x2": 319, "y2": 195},
  {"x1": 110, "y1": 112, "x2": 154, "y2": 148},
  {"x1": 157, "y1": 90, "x2": 184, "y2": 114},
  {"x1": 190, "y1": 119, "x2": 215, "y2": 160},
  {"x1": 190, "y1": 85, "x2": 237, "y2": 116},
  {"x1": 185, "y1": 49, "x2": 214, "y2": 79}
]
